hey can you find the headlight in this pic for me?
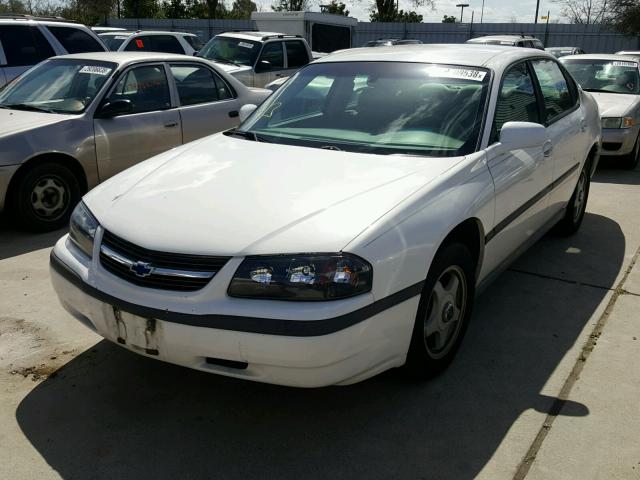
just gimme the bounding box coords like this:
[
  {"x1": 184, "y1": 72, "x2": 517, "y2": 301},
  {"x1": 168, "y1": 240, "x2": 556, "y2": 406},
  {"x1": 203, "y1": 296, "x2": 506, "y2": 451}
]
[
  {"x1": 602, "y1": 117, "x2": 635, "y2": 129},
  {"x1": 69, "y1": 202, "x2": 99, "y2": 258},
  {"x1": 228, "y1": 253, "x2": 373, "y2": 301}
]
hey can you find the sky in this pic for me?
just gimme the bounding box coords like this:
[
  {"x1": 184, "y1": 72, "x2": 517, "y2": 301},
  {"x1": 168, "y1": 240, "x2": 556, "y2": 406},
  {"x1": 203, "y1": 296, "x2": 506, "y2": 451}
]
[{"x1": 254, "y1": 0, "x2": 565, "y2": 23}]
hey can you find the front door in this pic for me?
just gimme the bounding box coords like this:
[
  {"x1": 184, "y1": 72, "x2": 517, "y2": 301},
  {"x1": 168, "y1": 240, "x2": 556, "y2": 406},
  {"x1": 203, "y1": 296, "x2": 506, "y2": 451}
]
[
  {"x1": 94, "y1": 64, "x2": 182, "y2": 181},
  {"x1": 481, "y1": 61, "x2": 555, "y2": 278},
  {"x1": 169, "y1": 63, "x2": 240, "y2": 143},
  {"x1": 254, "y1": 41, "x2": 285, "y2": 88}
]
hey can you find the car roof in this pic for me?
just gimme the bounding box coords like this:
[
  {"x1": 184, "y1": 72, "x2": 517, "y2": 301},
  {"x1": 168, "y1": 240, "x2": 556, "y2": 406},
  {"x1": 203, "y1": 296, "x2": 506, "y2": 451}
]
[
  {"x1": 0, "y1": 18, "x2": 85, "y2": 28},
  {"x1": 468, "y1": 35, "x2": 537, "y2": 42},
  {"x1": 216, "y1": 31, "x2": 289, "y2": 41},
  {"x1": 561, "y1": 53, "x2": 639, "y2": 62},
  {"x1": 49, "y1": 51, "x2": 202, "y2": 65},
  {"x1": 314, "y1": 44, "x2": 553, "y2": 69},
  {"x1": 99, "y1": 30, "x2": 195, "y2": 37},
  {"x1": 616, "y1": 50, "x2": 640, "y2": 54}
]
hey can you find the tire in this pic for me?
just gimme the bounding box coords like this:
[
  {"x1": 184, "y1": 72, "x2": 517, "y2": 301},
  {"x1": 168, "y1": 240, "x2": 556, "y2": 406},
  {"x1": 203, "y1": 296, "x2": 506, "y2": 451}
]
[
  {"x1": 554, "y1": 162, "x2": 590, "y2": 236},
  {"x1": 10, "y1": 163, "x2": 81, "y2": 232},
  {"x1": 404, "y1": 242, "x2": 476, "y2": 379},
  {"x1": 624, "y1": 135, "x2": 640, "y2": 170}
]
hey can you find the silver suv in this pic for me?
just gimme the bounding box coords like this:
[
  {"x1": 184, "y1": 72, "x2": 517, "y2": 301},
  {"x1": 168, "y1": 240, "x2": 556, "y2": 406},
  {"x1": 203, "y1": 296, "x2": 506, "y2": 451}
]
[
  {"x1": 99, "y1": 31, "x2": 204, "y2": 55},
  {"x1": 0, "y1": 14, "x2": 107, "y2": 88}
]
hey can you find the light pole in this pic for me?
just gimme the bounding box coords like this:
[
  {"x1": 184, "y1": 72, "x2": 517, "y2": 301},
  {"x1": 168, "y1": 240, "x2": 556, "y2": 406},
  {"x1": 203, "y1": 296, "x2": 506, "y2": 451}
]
[
  {"x1": 480, "y1": 0, "x2": 485, "y2": 23},
  {"x1": 535, "y1": 0, "x2": 540, "y2": 23},
  {"x1": 456, "y1": 3, "x2": 470, "y2": 22}
]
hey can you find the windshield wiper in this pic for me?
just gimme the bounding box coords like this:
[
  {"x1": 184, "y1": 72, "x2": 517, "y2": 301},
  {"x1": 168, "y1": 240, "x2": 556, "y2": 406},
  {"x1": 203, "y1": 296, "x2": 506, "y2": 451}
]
[
  {"x1": 224, "y1": 129, "x2": 270, "y2": 143},
  {"x1": 2, "y1": 103, "x2": 57, "y2": 113}
]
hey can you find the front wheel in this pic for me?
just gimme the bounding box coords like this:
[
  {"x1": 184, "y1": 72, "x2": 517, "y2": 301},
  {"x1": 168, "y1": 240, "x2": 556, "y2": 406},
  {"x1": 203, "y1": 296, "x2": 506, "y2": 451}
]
[
  {"x1": 11, "y1": 163, "x2": 81, "y2": 232},
  {"x1": 554, "y1": 163, "x2": 590, "y2": 236},
  {"x1": 404, "y1": 243, "x2": 475, "y2": 379}
]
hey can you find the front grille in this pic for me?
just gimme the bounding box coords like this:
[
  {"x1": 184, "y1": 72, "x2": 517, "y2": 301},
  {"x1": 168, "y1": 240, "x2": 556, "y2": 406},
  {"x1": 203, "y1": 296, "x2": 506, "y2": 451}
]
[{"x1": 100, "y1": 230, "x2": 230, "y2": 292}]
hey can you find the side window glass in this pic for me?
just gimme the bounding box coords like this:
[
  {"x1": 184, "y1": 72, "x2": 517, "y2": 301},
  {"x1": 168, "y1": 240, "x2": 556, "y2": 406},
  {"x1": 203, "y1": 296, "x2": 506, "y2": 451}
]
[
  {"x1": 531, "y1": 59, "x2": 575, "y2": 123},
  {"x1": 105, "y1": 65, "x2": 171, "y2": 114},
  {"x1": 170, "y1": 64, "x2": 218, "y2": 106},
  {"x1": 153, "y1": 35, "x2": 184, "y2": 54},
  {"x1": 258, "y1": 42, "x2": 284, "y2": 69},
  {"x1": 285, "y1": 41, "x2": 308, "y2": 68},
  {"x1": 492, "y1": 62, "x2": 540, "y2": 142},
  {"x1": 124, "y1": 36, "x2": 149, "y2": 51},
  {"x1": 212, "y1": 72, "x2": 233, "y2": 100},
  {"x1": 47, "y1": 26, "x2": 103, "y2": 54},
  {"x1": 0, "y1": 25, "x2": 54, "y2": 67}
]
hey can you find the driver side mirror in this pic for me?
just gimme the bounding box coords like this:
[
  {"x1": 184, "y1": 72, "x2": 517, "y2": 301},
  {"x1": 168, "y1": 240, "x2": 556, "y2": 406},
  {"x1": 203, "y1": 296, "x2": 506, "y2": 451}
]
[
  {"x1": 239, "y1": 104, "x2": 258, "y2": 123},
  {"x1": 97, "y1": 99, "x2": 133, "y2": 118},
  {"x1": 499, "y1": 121, "x2": 547, "y2": 150},
  {"x1": 256, "y1": 60, "x2": 272, "y2": 73}
]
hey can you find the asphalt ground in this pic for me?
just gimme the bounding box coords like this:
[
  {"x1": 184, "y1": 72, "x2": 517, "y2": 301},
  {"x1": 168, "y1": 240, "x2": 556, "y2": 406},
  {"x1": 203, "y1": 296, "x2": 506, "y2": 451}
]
[{"x1": 1, "y1": 162, "x2": 639, "y2": 479}]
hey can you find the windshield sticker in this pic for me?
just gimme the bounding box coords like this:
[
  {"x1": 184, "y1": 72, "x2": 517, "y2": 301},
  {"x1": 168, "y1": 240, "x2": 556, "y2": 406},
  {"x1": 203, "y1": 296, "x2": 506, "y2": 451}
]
[
  {"x1": 425, "y1": 66, "x2": 487, "y2": 82},
  {"x1": 238, "y1": 42, "x2": 254, "y2": 49},
  {"x1": 613, "y1": 61, "x2": 637, "y2": 67},
  {"x1": 79, "y1": 65, "x2": 112, "y2": 76}
]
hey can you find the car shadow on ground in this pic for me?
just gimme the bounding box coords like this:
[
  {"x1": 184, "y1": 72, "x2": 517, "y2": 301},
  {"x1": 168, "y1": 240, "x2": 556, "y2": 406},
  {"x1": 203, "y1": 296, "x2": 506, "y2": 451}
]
[
  {"x1": 0, "y1": 215, "x2": 64, "y2": 260},
  {"x1": 594, "y1": 159, "x2": 640, "y2": 185},
  {"x1": 15, "y1": 213, "x2": 624, "y2": 480}
]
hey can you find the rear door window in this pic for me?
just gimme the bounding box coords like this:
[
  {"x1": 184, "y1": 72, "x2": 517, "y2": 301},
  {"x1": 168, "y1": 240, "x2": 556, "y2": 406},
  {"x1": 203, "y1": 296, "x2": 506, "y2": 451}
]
[
  {"x1": 152, "y1": 35, "x2": 184, "y2": 54},
  {"x1": 47, "y1": 26, "x2": 104, "y2": 53},
  {"x1": 0, "y1": 25, "x2": 54, "y2": 67},
  {"x1": 531, "y1": 59, "x2": 576, "y2": 123},
  {"x1": 170, "y1": 64, "x2": 218, "y2": 105},
  {"x1": 124, "y1": 36, "x2": 152, "y2": 51},
  {"x1": 285, "y1": 41, "x2": 308, "y2": 68}
]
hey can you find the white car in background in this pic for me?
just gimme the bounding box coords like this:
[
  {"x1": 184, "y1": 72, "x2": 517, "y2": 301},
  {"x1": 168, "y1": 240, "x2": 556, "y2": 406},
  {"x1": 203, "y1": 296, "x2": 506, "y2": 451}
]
[
  {"x1": 0, "y1": 52, "x2": 270, "y2": 231},
  {"x1": 561, "y1": 54, "x2": 640, "y2": 169},
  {"x1": 99, "y1": 31, "x2": 204, "y2": 55},
  {"x1": 0, "y1": 14, "x2": 107, "y2": 88},
  {"x1": 51, "y1": 45, "x2": 600, "y2": 388}
]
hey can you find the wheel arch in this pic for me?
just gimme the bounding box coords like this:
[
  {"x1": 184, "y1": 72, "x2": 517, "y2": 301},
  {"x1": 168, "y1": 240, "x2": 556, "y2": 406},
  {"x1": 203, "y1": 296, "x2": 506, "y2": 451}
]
[
  {"x1": 437, "y1": 217, "x2": 486, "y2": 282},
  {"x1": 5, "y1": 152, "x2": 88, "y2": 209}
]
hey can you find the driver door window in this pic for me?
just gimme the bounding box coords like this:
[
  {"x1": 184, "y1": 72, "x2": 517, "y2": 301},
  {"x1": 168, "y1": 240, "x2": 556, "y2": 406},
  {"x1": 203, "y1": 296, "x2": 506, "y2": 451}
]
[
  {"x1": 104, "y1": 65, "x2": 171, "y2": 114},
  {"x1": 258, "y1": 42, "x2": 284, "y2": 70}
]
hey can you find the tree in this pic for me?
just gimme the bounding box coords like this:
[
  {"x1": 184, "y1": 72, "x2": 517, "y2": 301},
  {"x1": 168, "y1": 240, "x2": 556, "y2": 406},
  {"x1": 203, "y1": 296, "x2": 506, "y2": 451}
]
[
  {"x1": 608, "y1": 0, "x2": 640, "y2": 35},
  {"x1": 122, "y1": 0, "x2": 160, "y2": 17},
  {"x1": 554, "y1": 0, "x2": 609, "y2": 25},
  {"x1": 370, "y1": 0, "x2": 432, "y2": 22},
  {"x1": 61, "y1": 0, "x2": 119, "y2": 24},
  {"x1": 442, "y1": 14, "x2": 456, "y2": 22},
  {"x1": 271, "y1": 0, "x2": 312, "y2": 11},
  {"x1": 370, "y1": 8, "x2": 423, "y2": 21},
  {"x1": 228, "y1": 0, "x2": 256, "y2": 18},
  {"x1": 321, "y1": 0, "x2": 348, "y2": 15},
  {"x1": 162, "y1": 0, "x2": 187, "y2": 18}
]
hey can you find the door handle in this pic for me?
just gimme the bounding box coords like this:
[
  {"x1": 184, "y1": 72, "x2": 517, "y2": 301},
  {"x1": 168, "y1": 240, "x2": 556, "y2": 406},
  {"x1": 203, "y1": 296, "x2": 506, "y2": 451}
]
[
  {"x1": 164, "y1": 121, "x2": 178, "y2": 128},
  {"x1": 228, "y1": 110, "x2": 239, "y2": 118},
  {"x1": 543, "y1": 140, "x2": 554, "y2": 157}
]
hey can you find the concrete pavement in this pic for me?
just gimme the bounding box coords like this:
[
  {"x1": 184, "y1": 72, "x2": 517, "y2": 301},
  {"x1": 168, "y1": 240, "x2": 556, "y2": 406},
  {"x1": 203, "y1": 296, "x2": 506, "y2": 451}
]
[{"x1": 0, "y1": 165, "x2": 639, "y2": 479}]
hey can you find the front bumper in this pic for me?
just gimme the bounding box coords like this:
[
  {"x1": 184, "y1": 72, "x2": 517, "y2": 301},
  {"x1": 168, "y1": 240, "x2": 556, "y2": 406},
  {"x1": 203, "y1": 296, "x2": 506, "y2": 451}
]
[
  {"x1": 50, "y1": 236, "x2": 419, "y2": 388},
  {"x1": 601, "y1": 127, "x2": 638, "y2": 156}
]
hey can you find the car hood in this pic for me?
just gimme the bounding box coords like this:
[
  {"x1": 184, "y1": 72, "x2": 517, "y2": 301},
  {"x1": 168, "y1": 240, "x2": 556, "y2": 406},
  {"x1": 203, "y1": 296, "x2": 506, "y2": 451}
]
[
  {"x1": 85, "y1": 134, "x2": 464, "y2": 256},
  {"x1": 205, "y1": 61, "x2": 253, "y2": 75},
  {"x1": 0, "y1": 109, "x2": 71, "y2": 137},
  {"x1": 589, "y1": 92, "x2": 638, "y2": 117}
]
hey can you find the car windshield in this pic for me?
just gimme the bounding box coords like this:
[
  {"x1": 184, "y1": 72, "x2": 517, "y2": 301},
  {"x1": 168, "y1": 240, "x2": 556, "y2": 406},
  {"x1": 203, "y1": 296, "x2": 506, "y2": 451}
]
[
  {"x1": 0, "y1": 58, "x2": 116, "y2": 113},
  {"x1": 563, "y1": 59, "x2": 640, "y2": 94},
  {"x1": 100, "y1": 34, "x2": 129, "y2": 51},
  {"x1": 198, "y1": 36, "x2": 261, "y2": 66},
  {"x1": 238, "y1": 61, "x2": 490, "y2": 157}
]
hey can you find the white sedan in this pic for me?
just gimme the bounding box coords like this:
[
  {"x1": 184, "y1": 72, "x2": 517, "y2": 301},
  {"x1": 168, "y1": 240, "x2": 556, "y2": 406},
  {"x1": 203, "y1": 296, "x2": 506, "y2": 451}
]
[
  {"x1": 51, "y1": 45, "x2": 601, "y2": 387},
  {"x1": 561, "y1": 54, "x2": 640, "y2": 169}
]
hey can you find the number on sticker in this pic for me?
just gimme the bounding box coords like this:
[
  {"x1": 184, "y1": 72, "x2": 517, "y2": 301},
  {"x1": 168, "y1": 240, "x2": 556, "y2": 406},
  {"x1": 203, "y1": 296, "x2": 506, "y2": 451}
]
[
  {"x1": 79, "y1": 66, "x2": 112, "y2": 76},
  {"x1": 425, "y1": 66, "x2": 487, "y2": 82}
]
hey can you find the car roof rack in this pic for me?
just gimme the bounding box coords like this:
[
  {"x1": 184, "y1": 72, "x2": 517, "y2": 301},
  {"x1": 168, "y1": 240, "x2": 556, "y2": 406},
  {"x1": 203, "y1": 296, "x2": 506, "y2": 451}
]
[
  {"x1": 261, "y1": 34, "x2": 303, "y2": 40},
  {"x1": 0, "y1": 13, "x2": 76, "y2": 23}
]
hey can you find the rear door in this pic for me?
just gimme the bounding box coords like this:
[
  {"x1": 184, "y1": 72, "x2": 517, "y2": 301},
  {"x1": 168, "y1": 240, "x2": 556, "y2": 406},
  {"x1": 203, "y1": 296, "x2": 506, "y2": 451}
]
[
  {"x1": 169, "y1": 63, "x2": 240, "y2": 143},
  {"x1": 94, "y1": 63, "x2": 182, "y2": 180},
  {"x1": 0, "y1": 25, "x2": 55, "y2": 83},
  {"x1": 481, "y1": 60, "x2": 555, "y2": 276},
  {"x1": 530, "y1": 58, "x2": 584, "y2": 214}
]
